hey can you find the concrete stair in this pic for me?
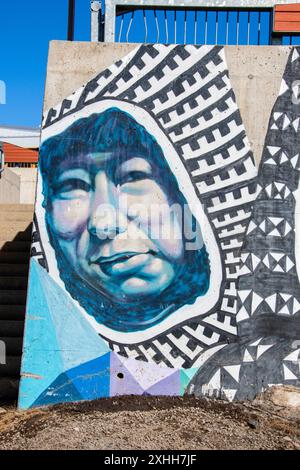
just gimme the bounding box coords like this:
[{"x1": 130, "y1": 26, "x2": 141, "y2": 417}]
[{"x1": 0, "y1": 204, "x2": 33, "y2": 401}]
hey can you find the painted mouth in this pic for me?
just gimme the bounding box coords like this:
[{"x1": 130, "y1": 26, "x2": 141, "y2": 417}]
[
  {"x1": 98, "y1": 252, "x2": 143, "y2": 265},
  {"x1": 90, "y1": 251, "x2": 156, "y2": 277}
]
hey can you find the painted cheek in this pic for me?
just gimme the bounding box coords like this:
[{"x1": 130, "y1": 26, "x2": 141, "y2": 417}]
[
  {"x1": 51, "y1": 198, "x2": 90, "y2": 238},
  {"x1": 76, "y1": 230, "x2": 91, "y2": 259}
]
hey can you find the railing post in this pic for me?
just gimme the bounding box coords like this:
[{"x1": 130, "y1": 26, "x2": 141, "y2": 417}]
[
  {"x1": 104, "y1": 0, "x2": 117, "y2": 43},
  {"x1": 68, "y1": 0, "x2": 75, "y2": 41},
  {"x1": 91, "y1": 1, "x2": 103, "y2": 42}
]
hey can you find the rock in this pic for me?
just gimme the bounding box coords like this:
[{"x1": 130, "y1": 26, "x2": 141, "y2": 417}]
[
  {"x1": 247, "y1": 418, "x2": 259, "y2": 429},
  {"x1": 264, "y1": 386, "x2": 300, "y2": 409}
]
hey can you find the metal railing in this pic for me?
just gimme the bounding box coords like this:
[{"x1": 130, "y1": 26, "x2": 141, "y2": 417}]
[{"x1": 91, "y1": 0, "x2": 300, "y2": 45}]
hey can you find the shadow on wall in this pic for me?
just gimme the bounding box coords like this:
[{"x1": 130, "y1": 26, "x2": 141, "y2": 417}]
[{"x1": 0, "y1": 222, "x2": 33, "y2": 403}]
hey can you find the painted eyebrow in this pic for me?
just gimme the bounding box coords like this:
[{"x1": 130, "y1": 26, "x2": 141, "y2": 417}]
[
  {"x1": 116, "y1": 157, "x2": 152, "y2": 175},
  {"x1": 56, "y1": 168, "x2": 91, "y2": 183}
]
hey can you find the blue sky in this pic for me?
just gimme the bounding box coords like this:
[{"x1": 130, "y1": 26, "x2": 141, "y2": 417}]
[
  {"x1": 0, "y1": 1, "x2": 297, "y2": 129},
  {"x1": 0, "y1": 0, "x2": 90, "y2": 128}
]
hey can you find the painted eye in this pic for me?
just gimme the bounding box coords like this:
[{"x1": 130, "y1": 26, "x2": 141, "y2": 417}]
[
  {"x1": 118, "y1": 171, "x2": 151, "y2": 185},
  {"x1": 53, "y1": 179, "x2": 91, "y2": 199}
]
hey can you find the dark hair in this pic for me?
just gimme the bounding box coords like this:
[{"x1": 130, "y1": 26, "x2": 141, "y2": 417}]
[
  {"x1": 39, "y1": 107, "x2": 210, "y2": 333},
  {"x1": 40, "y1": 107, "x2": 176, "y2": 206}
]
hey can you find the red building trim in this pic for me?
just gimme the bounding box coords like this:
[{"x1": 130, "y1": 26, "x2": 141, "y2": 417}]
[
  {"x1": 3, "y1": 142, "x2": 38, "y2": 164},
  {"x1": 274, "y1": 3, "x2": 300, "y2": 33}
]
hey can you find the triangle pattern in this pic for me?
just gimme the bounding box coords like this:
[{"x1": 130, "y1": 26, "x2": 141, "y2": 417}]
[
  {"x1": 284, "y1": 349, "x2": 300, "y2": 362},
  {"x1": 256, "y1": 344, "x2": 273, "y2": 359},
  {"x1": 222, "y1": 388, "x2": 237, "y2": 402},
  {"x1": 224, "y1": 365, "x2": 241, "y2": 383},
  {"x1": 279, "y1": 79, "x2": 289, "y2": 96},
  {"x1": 243, "y1": 348, "x2": 254, "y2": 363},
  {"x1": 265, "y1": 293, "x2": 277, "y2": 311},
  {"x1": 283, "y1": 364, "x2": 298, "y2": 381}
]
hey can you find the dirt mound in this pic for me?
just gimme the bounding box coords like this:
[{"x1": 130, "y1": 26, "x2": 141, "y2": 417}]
[{"x1": 0, "y1": 389, "x2": 299, "y2": 450}]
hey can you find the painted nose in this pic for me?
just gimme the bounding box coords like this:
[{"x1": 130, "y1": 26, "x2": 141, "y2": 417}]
[{"x1": 88, "y1": 171, "x2": 127, "y2": 239}]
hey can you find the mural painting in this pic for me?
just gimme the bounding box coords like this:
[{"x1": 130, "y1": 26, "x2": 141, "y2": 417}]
[{"x1": 19, "y1": 45, "x2": 300, "y2": 409}]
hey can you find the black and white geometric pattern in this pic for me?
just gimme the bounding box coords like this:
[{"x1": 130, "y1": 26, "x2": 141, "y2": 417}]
[
  {"x1": 36, "y1": 45, "x2": 257, "y2": 369},
  {"x1": 189, "y1": 47, "x2": 300, "y2": 399}
]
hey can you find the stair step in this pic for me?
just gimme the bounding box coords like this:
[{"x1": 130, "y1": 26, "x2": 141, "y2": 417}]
[
  {"x1": 0, "y1": 356, "x2": 22, "y2": 376},
  {"x1": 0, "y1": 290, "x2": 27, "y2": 305},
  {"x1": 0, "y1": 241, "x2": 31, "y2": 252},
  {"x1": 0, "y1": 212, "x2": 34, "y2": 222},
  {"x1": 0, "y1": 223, "x2": 32, "y2": 242},
  {"x1": 0, "y1": 252, "x2": 30, "y2": 264},
  {"x1": 0, "y1": 277, "x2": 28, "y2": 290},
  {"x1": 0, "y1": 377, "x2": 19, "y2": 399},
  {"x1": 0, "y1": 264, "x2": 29, "y2": 276},
  {"x1": 0, "y1": 320, "x2": 24, "y2": 337},
  {"x1": 0, "y1": 305, "x2": 26, "y2": 321},
  {"x1": 0, "y1": 337, "x2": 23, "y2": 356},
  {"x1": 0, "y1": 204, "x2": 34, "y2": 212}
]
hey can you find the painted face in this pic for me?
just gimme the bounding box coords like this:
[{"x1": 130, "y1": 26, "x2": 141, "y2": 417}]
[{"x1": 48, "y1": 150, "x2": 186, "y2": 303}]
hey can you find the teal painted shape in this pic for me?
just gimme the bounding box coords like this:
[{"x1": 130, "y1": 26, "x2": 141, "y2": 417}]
[
  {"x1": 180, "y1": 368, "x2": 199, "y2": 395},
  {"x1": 19, "y1": 259, "x2": 110, "y2": 409},
  {"x1": 19, "y1": 259, "x2": 63, "y2": 409}
]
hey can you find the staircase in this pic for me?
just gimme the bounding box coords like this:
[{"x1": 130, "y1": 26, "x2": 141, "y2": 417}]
[{"x1": 0, "y1": 204, "x2": 34, "y2": 401}]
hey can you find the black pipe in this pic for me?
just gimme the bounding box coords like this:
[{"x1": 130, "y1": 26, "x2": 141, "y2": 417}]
[{"x1": 68, "y1": 0, "x2": 75, "y2": 41}]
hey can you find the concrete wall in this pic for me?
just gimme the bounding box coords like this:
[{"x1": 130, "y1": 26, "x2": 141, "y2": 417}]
[
  {"x1": 0, "y1": 168, "x2": 20, "y2": 204},
  {"x1": 19, "y1": 43, "x2": 300, "y2": 409},
  {"x1": 10, "y1": 169, "x2": 37, "y2": 204},
  {"x1": 44, "y1": 41, "x2": 290, "y2": 166},
  {"x1": 0, "y1": 168, "x2": 37, "y2": 204}
]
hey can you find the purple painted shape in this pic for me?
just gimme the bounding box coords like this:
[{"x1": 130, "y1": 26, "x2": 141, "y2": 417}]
[
  {"x1": 145, "y1": 370, "x2": 181, "y2": 396},
  {"x1": 111, "y1": 355, "x2": 178, "y2": 390},
  {"x1": 110, "y1": 353, "x2": 144, "y2": 396}
]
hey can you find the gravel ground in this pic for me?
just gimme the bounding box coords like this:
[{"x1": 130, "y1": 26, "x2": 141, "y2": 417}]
[{"x1": 0, "y1": 391, "x2": 299, "y2": 450}]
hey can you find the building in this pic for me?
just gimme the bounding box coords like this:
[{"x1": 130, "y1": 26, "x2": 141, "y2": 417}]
[{"x1": 0, "y1": 126, "x2": 40, "y2": 204}]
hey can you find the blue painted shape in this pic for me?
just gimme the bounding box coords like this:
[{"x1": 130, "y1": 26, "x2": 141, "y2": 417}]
[
  {"x1": 65, "y1": 354, "x2": 110, "y2": 399},
  {"x1": 292, "y1": 36, "x2": 300, "y2": 45},
  {"x1": 118, "y1": 13, "x2": 129, "y2": 43},
  {"x1": 249, "y1": 11, "x2": 259, "y2": 45},
  {"x1": 196, "y1": 10, "x2": 206, "y2": 45},
  {"x1": 128, "y1": 10, "x2": 145, "y2": 44},
  {"x1": 259, "y1": 11, "x2": 271, "y2": 45},
  {"x1": 27, "y1": 260, "x2": 110, "y2": 359},
  {"x1": 282, "y1": 36, "x2": 291, "y2": 45},
  {"x1": 186, "y1": 10, "x2": 196, "y2": 45},
  {"x1": 145, "y1": 9, "x2": 157, "y2": 43},
  {"x1": 19, "y1": 260, "x2": 64, "y2": 409},
  {"x1": 166, "y1": 9, "x2": 175, "y2": 44},
  {"x1": 33, "y1": 373, "x2": 83, "y2": 407},
  {"x1": 115, "y1": 14, "x2": 122, "y2": 42},
  {"x1": 175, "y1": 10, "x2": 185, "y2": 44},
  {"x1": 115, "y1": 7, "x2": 273, "y2": 47},
  {"x1": 206, "y1": 10, "x2": 217, "y2": 45},
  {"x1": 227, "y1": 11, "x2": 238, "y2": 45},
  {"x1": 217, "y1": 11, "x2": 228, "y2": 46},
  {"x1": 238, "y1": 11, "x2": 249, "y2": 45},
  {"x1": 19, "y1": 259, "x2": 110, "y2": 409},
  {"x1": 156, "y1": 10, "x2": 167, "y2": 44}
]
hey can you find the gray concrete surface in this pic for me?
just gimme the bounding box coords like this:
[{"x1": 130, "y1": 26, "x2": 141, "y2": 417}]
[
  {"x1": 44, "y1": 41, "x2": 292, "y2": 167},
  {"x1": 0, "y1": 169, "x2": 20, "y2": 205},
  {"x1": 226, "y1": 47, "x2": 289, "y2": 166},
  {"x1": 0, "y1": 168, "x2": 37, "y2": 204}
]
